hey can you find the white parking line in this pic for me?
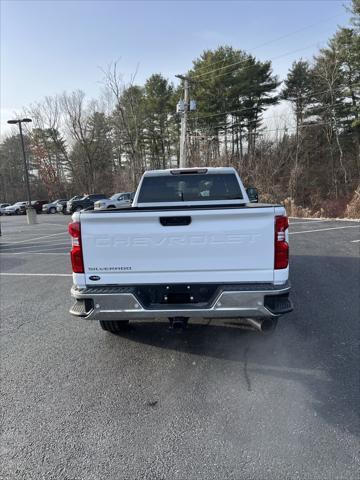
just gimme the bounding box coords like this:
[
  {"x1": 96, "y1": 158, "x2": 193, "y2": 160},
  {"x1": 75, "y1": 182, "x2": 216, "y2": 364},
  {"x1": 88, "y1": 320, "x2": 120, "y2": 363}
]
[
  {"x1": 1, "y1": 230, "x2": 65, "y2": 237},
  {"x1": 40, "y1": 222, "x2": 68, "y2": 227},
  {"x1": 289, "y1": 220, "x2": 325, "y2": 225},
  {"x1": 350, "y1": 239, "x2": 360, "y2": 243},
  {"x1": 10, "y1": 223, "x2": 65, "y2": 228},
  {"x1": 289, "y1": 217, "x2": 320, "y2": 220},
  {"x1": 0, "y1": 242, "x2": 69, "y2": 250},
  {"x1": 0, "y1": 252, "x2": 68, "y2": 255},
  {"x1": 289, "y1": 216, "x2": 360, "y2": 222},
  {"x1": 289, "y1": 225, "x2": 359, "y2": 235},
  {"x1": 1, "y1": 232, "x2": 67, "y2": 245},
  {"x1": 0, "y1": 272, "x2": 71, "y2": 277}
]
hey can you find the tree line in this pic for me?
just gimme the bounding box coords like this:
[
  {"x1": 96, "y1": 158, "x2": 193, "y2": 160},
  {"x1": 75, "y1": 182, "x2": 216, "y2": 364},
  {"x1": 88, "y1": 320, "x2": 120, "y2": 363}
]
[{"x1": 1, "y1": 0, "x2": 359, "y2": 216}]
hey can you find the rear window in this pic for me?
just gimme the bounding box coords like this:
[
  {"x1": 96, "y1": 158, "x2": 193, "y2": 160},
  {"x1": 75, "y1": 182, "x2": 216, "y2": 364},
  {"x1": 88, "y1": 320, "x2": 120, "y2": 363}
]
[{"x1": 138, "y1": 173, "x2": 243, "y2": 203}]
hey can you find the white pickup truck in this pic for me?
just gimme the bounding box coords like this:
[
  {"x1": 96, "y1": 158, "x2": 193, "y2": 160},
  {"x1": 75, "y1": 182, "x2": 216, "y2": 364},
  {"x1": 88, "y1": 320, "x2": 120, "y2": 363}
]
[{"x1": 69, "y1": 167, "x2": 292, "y2": 333}]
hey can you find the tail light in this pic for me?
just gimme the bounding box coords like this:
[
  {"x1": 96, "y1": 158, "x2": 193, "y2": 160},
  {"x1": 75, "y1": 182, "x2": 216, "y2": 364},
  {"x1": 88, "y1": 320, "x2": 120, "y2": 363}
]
[
  {"x1": 275, "y1": 216, "x2": 289, "y2": 269},
  {"x1": 68, "y1": 221, "x2": 84, "y2": 273}
]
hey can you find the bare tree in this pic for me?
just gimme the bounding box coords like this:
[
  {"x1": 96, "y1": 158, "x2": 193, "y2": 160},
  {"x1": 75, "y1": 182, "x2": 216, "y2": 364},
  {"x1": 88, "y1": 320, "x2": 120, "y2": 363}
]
[
  {"x1": 313, "y1": 49, "x2": 348, "y2": 190},
  {"x1": 26, "y1": 96, "x2": 70, "y2": 196},
  {"x1": 101, "y1": 62, "x2": 145, "y2": 188}
]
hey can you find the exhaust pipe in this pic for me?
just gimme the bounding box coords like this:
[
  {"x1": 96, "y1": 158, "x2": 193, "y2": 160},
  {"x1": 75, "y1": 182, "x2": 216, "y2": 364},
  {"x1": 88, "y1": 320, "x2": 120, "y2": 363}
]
[{"x1": 247, "y1": 318, "x2": 277, "y2": 333}]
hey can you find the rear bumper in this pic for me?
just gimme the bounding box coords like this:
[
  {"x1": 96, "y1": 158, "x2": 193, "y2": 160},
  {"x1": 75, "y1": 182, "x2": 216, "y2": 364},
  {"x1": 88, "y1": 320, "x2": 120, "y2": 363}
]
[{"x1": 70, "y1": 283, "x2": 292, "y2": 321}]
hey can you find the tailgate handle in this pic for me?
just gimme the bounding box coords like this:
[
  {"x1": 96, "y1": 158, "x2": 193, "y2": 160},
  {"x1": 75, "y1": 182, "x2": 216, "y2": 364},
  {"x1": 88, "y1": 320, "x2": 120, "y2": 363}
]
[{"x1": 160, "y1": 216, "x2": 192, "y2": 226}]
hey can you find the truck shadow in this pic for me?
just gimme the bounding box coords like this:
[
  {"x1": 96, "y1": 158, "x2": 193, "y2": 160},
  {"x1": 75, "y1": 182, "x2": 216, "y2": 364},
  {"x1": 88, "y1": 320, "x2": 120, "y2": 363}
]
[{"x1": 115, "y1": 254, "x2": 359, "y2": 438}]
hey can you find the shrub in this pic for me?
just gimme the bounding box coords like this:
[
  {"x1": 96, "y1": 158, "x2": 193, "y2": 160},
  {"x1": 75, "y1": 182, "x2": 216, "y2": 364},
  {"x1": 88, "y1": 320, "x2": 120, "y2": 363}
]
[{"x1": 345, "y1": 187, "x2": 360, "y2": 219}]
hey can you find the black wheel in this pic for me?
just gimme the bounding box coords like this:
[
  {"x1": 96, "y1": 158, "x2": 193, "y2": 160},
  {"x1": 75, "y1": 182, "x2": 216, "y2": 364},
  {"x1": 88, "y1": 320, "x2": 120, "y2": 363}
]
[
  {"x1": 49, "y1": 207, "x2": 56, "y2": 214},
  {"x1": 15, "y1": 209, "x2": 19, "y2": 215},
  {"x1": 99, "y1": 320, "x2": 130, "y2": 334},
  {"x1": 75, "y1": 206, "x2": 82, "y2": 212}
]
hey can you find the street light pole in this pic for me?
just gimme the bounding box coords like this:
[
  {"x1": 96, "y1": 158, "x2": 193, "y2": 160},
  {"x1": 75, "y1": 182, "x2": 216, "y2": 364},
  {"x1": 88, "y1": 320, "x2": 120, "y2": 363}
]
[
  {"x1": 7, "y1": 118, "x2": 37, "y2": 225},
  {"x1": 18, "y1": 121, "x2": 32, "y2": 206}
]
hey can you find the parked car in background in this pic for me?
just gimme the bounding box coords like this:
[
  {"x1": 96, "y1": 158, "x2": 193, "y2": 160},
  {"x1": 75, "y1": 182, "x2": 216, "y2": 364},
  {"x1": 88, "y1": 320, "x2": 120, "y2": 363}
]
[
  {"x1": 59, "y1": 196, "x2": 82, "y2": 214},
  {"x1": 94, "y1": 192, "x2": 135, "y2": 210},
  {"x1": 4, "y1": 202, "x2": 27, "y2": 215},
  {"x1": 67, "y1": 194, "x2": 107, "y2": 214},
  {"x1": 42, "y1": 199, "x2": 66, "y2": 214},
  {"x1": 31, "y1": 200, "x2": 49, "y2": 213},
  {"x1": 0, "y1": 203, "x2": 11, "y2": 215},
  {"x1": 246, "y1": 187, "x2": 258, "y2": 203},
  {"x1": 54, "y1": 199, "x2": 68, "y2": 213}
]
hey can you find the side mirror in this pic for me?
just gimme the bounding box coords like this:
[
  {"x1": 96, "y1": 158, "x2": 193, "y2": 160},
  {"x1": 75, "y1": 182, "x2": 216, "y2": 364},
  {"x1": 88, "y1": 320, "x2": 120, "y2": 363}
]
[{"x1": 246, "y1": 187, "x2": 258, "y2": 203}]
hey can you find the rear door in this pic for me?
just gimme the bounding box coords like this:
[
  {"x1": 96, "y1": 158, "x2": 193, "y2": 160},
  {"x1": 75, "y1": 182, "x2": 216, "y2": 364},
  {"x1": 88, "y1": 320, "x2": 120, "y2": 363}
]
[{"x1": 80, "y1": 206, "x2": 275, "y2": 285}]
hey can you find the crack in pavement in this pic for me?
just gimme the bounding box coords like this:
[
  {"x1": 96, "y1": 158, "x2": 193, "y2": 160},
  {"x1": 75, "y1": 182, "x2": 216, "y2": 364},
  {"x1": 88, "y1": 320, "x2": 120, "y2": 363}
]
[{"x1": 243, "y1": 346, "x2": 252, "y2": 392}]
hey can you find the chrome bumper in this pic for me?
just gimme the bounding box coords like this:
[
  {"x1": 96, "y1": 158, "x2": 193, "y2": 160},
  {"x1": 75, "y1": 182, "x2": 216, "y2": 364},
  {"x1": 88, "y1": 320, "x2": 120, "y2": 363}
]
[{"x1": 70, "y1": 283, "x2": 292, "y2": 321}]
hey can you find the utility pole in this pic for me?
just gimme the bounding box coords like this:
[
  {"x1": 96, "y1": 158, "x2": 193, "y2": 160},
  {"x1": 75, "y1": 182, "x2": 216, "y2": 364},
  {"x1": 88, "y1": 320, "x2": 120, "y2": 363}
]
[{"x1": 176, "y1": 75, "x2": 190, "y2": 168}]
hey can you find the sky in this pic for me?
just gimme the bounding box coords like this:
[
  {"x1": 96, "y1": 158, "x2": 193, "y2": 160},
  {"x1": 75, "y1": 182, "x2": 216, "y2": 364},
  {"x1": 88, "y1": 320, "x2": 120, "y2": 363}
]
[{"x1": 0, "y1": 0, "x2": 352, "y2": 137}]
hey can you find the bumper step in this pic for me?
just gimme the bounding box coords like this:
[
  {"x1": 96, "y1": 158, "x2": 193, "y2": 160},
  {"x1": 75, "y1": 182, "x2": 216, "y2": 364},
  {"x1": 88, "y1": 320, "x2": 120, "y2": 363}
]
[
  {"x1": 70, "y1": 299, "x2": 94, "y2": 317},
  {"x1": 264, "y1": 294, "x2": 293, "y2": 315}
]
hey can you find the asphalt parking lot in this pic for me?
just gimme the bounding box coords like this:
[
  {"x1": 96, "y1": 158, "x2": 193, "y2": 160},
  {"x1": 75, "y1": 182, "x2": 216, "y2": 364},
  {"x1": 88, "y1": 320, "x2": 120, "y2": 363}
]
[{"x1": 0, "y1": 214, "x2": 359, "y2": 480}]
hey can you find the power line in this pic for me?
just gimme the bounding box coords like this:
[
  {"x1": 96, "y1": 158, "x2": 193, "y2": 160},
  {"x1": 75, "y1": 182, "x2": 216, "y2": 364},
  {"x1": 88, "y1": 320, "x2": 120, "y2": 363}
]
[
  {"x1": 190, "y1": 110, "x2": 358, "y2": 133},
  {"x1": 190, "y1": 13, "x2": 343, "y2": 76},
  {"x1": 192, "y1": 105, "x2": 263, "y2": 121},
  {"x1": 190, "y1": 42, "x2": 325, "y2": 81},
  {"x1": 190, "y1": 121, "x2": 355, "y2": 138},
  {"x1": 195, "y1": 41, "x2": 360, "y2": 86},
  {"x1": 189, "y1": 82, "x2": 360, "y2": 122},
  {"x1": 189, "y1": 116, "x2": 311, "y2": 132},
  {"x1": 252, "y1": 122, "x2": 353, "y2": 133},
  {"x1": 189, "y1": 101, "x2": 359, "y2": 132}
]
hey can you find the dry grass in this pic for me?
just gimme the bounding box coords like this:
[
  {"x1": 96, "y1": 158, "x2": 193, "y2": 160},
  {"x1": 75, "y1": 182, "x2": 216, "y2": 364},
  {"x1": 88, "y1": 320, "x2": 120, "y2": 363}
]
[
  {"x1": 345, "y1": 187, "x2": 360, "y2": 219},
  {"x1": 282, "y1": 198, "x2": 319, "y2": 218},
  {"x1": 282, "y1": 194, "x2": 360, "y2": 220}
]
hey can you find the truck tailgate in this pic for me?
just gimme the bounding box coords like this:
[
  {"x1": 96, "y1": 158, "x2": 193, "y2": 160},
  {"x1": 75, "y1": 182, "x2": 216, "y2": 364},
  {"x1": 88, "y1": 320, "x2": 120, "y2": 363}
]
[{"x1": 80, "y1": 207, "x2": 276, "y2": 285}]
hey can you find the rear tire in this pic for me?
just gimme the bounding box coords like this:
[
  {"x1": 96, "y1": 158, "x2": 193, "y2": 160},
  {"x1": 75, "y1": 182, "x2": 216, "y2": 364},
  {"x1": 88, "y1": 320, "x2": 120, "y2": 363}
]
[
  {"x1": 99, "y1": 320, "x2": 130, "y2": 334},
  {"x1": 49, "y1": 207, "x2": 56, "y2": 214},
  {"x1": 75, "y1": 206, "x2": 82, "y2": 212}
]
